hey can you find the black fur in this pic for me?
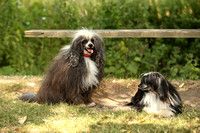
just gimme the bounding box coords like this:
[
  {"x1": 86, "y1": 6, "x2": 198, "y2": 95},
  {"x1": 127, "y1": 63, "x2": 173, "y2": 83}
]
[
  {"x1": 19, "y1": 29, "x2": 105, "y2": 105},
  {"x1": 127, "y1": 72, "x2": 183, "y2": 117}
]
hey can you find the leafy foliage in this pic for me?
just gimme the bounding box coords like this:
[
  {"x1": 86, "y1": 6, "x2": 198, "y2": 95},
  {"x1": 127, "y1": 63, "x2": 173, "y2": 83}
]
[{"x1": 0, "y1": 0, "x2": 200, "y2": 79}]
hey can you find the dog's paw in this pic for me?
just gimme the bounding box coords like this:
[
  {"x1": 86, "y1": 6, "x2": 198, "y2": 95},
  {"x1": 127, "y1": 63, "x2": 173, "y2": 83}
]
[
  {"x1": 98, "y1": 103, "x2": 104, "y2": 108},
  {"x1": 79, "y1": 104, "x2": 86, "y2": 107},
  {"x1": 87, "y1": 102, "x2": 96, "y2": 107},
  {"x1": 158, "y1": 110, "x2": 175, "y2": 117}
]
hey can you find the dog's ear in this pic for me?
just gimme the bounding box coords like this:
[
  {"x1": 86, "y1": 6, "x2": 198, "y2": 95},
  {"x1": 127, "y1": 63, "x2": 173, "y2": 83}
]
[
  {"x1": 64, "y1": 49, "x2": 79, "y2": 67},
  {"x1": 93, "y1": 35, "x2": 105, "y2": 68},
  {"x1": 95, "y1": 52, "x2": 105, "y2": 68},
  {"x1": 63, "y1": 36, "x2": 84, "y2": 67},
  {"x1": 71, "y1": 36, "x2": 83, "y2": 55},
  {"x1": 157, "y1": 78, "x2": 168, "y2": 101}
]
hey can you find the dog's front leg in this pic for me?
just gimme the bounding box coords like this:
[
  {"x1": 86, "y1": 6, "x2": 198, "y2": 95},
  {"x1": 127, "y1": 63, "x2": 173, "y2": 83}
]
[
  {"x1": 71, "y1": 95, "x2": 85, "y2": 105},
  {"x1": 81, "y1": 89, "x2": 96, "y2": 107}
]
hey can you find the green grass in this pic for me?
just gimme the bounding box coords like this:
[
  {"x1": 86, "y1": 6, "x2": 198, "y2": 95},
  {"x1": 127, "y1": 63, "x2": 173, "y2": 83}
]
[{"x1": 0, "y1": 83, "x2": 199, "y2": 133}]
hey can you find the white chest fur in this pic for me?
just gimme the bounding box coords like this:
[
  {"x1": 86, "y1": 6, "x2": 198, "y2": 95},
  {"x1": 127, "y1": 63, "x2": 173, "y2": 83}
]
[
  {"x1": 140, "y1": 92, "x2": 174, "y2": 117},
  {"x1": 82, "y1": 57, "x2": 99, "y2": 90}
]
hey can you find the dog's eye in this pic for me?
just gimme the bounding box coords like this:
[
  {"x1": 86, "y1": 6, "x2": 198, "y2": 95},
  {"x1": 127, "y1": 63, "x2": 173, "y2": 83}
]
[
  {"x1": 82, "y1": 40, "x2": 88, "y2": 44},
  {"x1": 91, "y1": 38, "x2": 94, "y2": 43}
]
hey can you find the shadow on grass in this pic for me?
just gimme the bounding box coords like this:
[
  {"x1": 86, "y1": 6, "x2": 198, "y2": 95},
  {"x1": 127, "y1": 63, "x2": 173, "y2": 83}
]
[
  {"x1": 0, "y1": 94, "x2": 53, "y2": 128},
  {"x1": 85, "y1": 121, "x2": 193, "y2": 133}
]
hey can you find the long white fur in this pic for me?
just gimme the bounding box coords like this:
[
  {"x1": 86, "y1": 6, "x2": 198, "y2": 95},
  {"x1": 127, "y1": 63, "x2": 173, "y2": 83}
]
[
  {"x1": 73, "y1": 29, "x2": 100, "y2": 90},
  {"x1": 61, "y1": 45, "x2": 71, "y2": 51},
  {"x1": 73, "y1": 29, "x2": 98, "y2": 42},
  {"x1": 143, "y1": 72, "x2": 154, "y2": 76},
  {"x1": 82, "y1": 57, "x2": 99, "y2": 91},
  {"x1": 140, "y1": 92, "x2": 175, "y2": 117},
  {"x1": 168, "y1": 93, "x2": 180, "y2": 106},
  {"x1": 68, "y1": 29, "x2": 99, "y2": 91}
]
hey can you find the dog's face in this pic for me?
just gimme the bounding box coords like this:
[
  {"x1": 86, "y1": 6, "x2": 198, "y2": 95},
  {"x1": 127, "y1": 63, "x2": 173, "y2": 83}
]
[
  {"x1": 65, "y1": 29, "x2": 105, "y2": 68},
  {"x1": 138, "y1": 75, "x2": 151, "y2": 91},
  {"x1": 138, "y1": 72, "x2": 167, "y2": 92},
  {"x1": 81, "y1": 38, "x2": 95, "y2": 56},
  {"x1": 71, "y1": 29, "x2": 104, "y2": 57}
]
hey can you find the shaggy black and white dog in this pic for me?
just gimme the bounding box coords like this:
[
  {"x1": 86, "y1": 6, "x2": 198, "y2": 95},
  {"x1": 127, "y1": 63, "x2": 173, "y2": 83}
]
[
  {"x1": 127, "y1": 72, "x2": 183, "y2": 117},
  {"x1": 19, "y1": 29, "x2": 105, "y2": 106}
]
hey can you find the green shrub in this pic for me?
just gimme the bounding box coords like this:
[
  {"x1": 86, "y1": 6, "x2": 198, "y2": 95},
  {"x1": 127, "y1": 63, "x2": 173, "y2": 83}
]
[{"x1": 0, "y1": 0, "x2": 200, "y2": 79}]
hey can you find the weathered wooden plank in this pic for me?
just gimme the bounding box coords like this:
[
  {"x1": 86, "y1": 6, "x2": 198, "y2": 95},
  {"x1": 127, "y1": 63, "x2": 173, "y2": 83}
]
[{"x1": 24, "y1": 29, "x2": 200, "y2": 38}]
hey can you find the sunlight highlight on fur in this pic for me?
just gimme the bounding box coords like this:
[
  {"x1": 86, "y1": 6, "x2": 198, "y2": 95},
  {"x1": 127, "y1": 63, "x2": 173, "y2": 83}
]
[{"x1": 73, "y1": 29, "x2": 97, "y2": 41}]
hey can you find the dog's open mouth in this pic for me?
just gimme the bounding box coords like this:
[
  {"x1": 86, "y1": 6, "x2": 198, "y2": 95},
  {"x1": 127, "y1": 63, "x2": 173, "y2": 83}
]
[{"x1": 85, "y1": 48, "x2": 94, "y2": 54}]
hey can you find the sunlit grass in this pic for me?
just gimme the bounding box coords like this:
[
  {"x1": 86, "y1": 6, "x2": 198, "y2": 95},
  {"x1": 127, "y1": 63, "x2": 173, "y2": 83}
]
[{"x1": 0, "y1": 79, "x2": 199, "y2": 133}]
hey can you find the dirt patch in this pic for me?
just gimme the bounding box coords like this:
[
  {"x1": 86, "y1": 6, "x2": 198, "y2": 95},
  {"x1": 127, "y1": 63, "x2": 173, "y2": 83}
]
[
  {"x1": 92, "y1": 79, "x2": 200, "y2": 110},
  {"x1": 0, "y1": 76, "x2": 199, "y2": 110},
  {"x1": 177, "y1": 80, "x2": 200, "y2": 109},
  {"x1": 92, "y1": 79, "x2": 139, "y2": 110}
]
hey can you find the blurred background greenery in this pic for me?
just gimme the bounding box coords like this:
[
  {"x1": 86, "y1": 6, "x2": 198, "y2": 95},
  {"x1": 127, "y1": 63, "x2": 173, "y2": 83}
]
[{"x1": 0, "y1": 0, "x2": 199, "y2": 79}]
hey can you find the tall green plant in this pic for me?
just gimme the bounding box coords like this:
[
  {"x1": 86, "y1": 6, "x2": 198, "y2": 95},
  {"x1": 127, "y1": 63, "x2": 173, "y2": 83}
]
[{"x1": 0, "y1": 0, "x2": 199, "y2": 79}]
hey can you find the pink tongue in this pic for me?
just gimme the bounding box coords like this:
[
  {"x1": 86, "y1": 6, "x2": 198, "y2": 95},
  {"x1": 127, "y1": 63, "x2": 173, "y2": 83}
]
[{"x1": 87, "y1": 49, "x2": 94, "y2": 53}]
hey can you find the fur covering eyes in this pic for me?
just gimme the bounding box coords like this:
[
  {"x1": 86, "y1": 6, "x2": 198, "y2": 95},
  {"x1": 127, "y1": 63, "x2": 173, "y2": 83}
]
[
  {"x1": 127, "y1": 72, "x2": 183, "y2": 117},
  {"x1": 19, "y1": 29, "x2": 105, "y2": 106}
]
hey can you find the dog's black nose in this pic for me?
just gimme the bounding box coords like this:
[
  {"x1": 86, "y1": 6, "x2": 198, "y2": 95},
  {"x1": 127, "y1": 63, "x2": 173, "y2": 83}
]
[
  {"x1": 88, "y1": 43, "x2": 93, "y2": 48},
  {"x1": 138, "y1": 84, "x2": 141, "y2": 88}
]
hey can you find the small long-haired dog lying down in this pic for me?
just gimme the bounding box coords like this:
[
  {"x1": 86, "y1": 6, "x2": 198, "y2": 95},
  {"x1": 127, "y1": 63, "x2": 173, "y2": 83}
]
[
  {"x1": 19, "y1": 29, "x2": 105, "y2": 106},
  {"x1": 127, "y1": 72, "x2": 183, "y2": 117}
]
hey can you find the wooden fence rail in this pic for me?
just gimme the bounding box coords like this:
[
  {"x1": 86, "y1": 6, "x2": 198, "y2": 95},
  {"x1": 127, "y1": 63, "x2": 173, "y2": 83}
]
[{"x1": 24, "y1": 29, "x2": 200, "y2": 38}]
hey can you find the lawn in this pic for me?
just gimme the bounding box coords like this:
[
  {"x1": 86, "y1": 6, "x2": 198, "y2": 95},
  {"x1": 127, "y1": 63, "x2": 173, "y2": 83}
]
[{"x1": 0, "y1": 76, "x2": 199, "y2": 133}]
